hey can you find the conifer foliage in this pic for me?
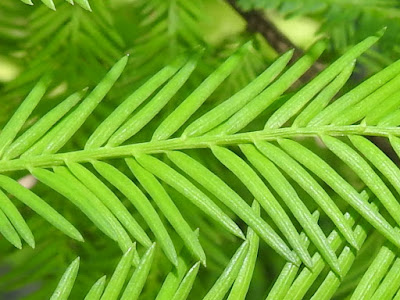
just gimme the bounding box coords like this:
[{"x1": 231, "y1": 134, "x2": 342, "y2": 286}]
[{"x1": 2, "y1": 0, "x2": 400, "y2": 299}]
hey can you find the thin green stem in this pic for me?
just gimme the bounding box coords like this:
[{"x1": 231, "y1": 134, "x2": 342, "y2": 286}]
[{"x1": 1, "y1": 125, "x2": 398, "y2": 173}]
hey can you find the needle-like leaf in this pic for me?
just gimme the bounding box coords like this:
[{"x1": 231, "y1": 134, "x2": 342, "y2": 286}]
[
  {"x1": 67, "y1": 162, "x2": 151, "y2": 248},
  {"x1": 4, "y1": 89, "x2": 86, "y2": 160},
  {"x1": 266, "y1": 33, "x2": 381, "y2": 128},
  {"x1": 126, "y1": 158, "x2": 205, "y2": 265},
  {"x1": 135, "y1": 154, "x2": 245, "y2": 240},
  {"x1": 0, "y1": 174, "x2": 83, "y2": 242},
  {"x1": 0, "y1": 75, "x2": 51, "y2": 158},
  {"x1": 203, "y1": 241, "x2": 249, "y2": 300},
  {"x1": 108, "y1": 54, "x2": 199, "y2": 146},
  {"x1": 50, "y1": 257, "x2": 80, "y2": 300},
  {"x1": 86, "y1": 55, "x2": 188, "y2": 149},
  {"x1": 24, "y1": 55, "x2": 128, "y2": 156},
  {"x1": 212, "y1": 145, "x2": 311, "y2": 267},
  {"x1": 241, "y1": 144, "x2": 342, "y2": 276},
  {"x1": 322, "y1": 135, "x2": 400, "y2": 227},
  {"x1": 120, "y1": 243, "x2": 156, "y2": 300},
  {"x1": 293, "y1": 61, "x2": 355, "y2": 127},
  {"x1": 255, "y1": 141, "x2": 358, "y2": 249},
  {"x1": 92, "y1": 160, "x2": 178, "y2": 266},
  {"x1": 209, "y1": 39, "x2": 326, "y2": 135},
  {"x1": 167, "y1": 150, "x2": 296, "y2": 264},
  {"x1": 267, "y1": 210, "x2": 319, "y2": 300},
  {"x1": 153, "y1": 41, "x2": 251, "y2": 140},
  {"x1": 172, "y1": 261, "x2": 201, "y2": 300},
  {"x1": 227, "y1": 201, "x2": 260, "y2": 300},
  {"x1": 84, "y1": 276, "x2": 107, "y2": 300},
  {"x1": 183, "y1": 49, "x2": 294, "y2": 137},
  {"x1": 279, "y1": 138, "x2": 400, "y2": 249},
  {"x1": 100, "y1": 246, "x2": 135, "y2": 300},
  {"x1": 0, "y1": 189, "x2": 34, "y2": 248}
]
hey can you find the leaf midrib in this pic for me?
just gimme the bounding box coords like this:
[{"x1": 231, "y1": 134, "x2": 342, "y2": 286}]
[{"x1": 1, "y1": 125, "x2": 398, "y2": 172}]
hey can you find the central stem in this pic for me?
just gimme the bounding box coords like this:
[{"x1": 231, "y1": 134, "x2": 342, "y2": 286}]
[{"x1": 0, "y1": 125, "x2": 398, "y2": 173}]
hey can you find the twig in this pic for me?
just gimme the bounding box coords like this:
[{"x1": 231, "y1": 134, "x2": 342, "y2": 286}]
[{"x1": 226, "y1": 0, "x2": 324, "y2": 82}]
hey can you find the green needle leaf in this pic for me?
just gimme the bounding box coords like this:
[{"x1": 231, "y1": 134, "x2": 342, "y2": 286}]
[
  {"x1": 100, "y1": 246, "x2": 135, "y2": 300},
  {"x1": 267, "y1": 211, "x2": 319, "y2": 300},
  {"x1": 126, "y1": 158, "x2": 206, "y2": 265},
  {"x1": 350, "y1": 135, "x2": 400, "y2": 197},
  {"x1": 350, "y1": 243, "x2": 396, "y2": 299},
  {"x1": 0, "y1": 75, "x2": 51, "y2": 158},
  {"x1": 84, "y1": 276, "x2": 107, "y2": 300},
  {"x1": 167, "y1": 150, "x2": 295, "y2": 264},
  {"x1": 372, "y1": 257, "x2": 400, "y2": 300},
  {"x1": 40, "y1": 0, "x2": 56, "y2": 10},
  {"x1": 172, "y1": 261, "x2": 201, "y2": 300},
  {"x1": 4, "y1": 89, "x2": 86, "y2": 160},
  {"x1": 255, "y1": 141, "x2": 358, "y2": 249},
  {"x1": 74, "y1": 0, "x2": 92, "y2": 11},
  {"x1": 135, "y1": 154, "x2": 245, "y2": 240},
  {"x1": 366, "y1": 90, "x2": 400, "y2": 125},
  {"x1": 67, "y1": 162, "x2": 151, "y2": 248},
  {"x1": 266, "y1": 33, "x2": 381, "y2": 128},
  {"x1": 212, "y1": 145, "x2": 311, "y2": 267},
  {"x1": 24, "y1": 55, "x2": 128, "y2": 156},
  {"x1": 92, "y1": 161, "x2": 178, "y2": 266},
  {"x1": 332, "y1": 72, "x2": 400, "y2": 125},
  {"x1": 227, "y1": 201, "x2": 260, "y2": 300},
  {"x1": 310, "y1": 56, "x2": 400, "y2": 126},
  {"x1": 0, "y1": 174, "x2": 83, "y2": 242},
  {"x1": 390, "y1": 135, "x2": 400, "y2": 159},
  {"x1": 120, "y1": 243, "x2": 156, "y2": 300},
  {"x1": 279, "y1": 138, "x2": 400, "y2": 249},
  {"x1": 209, "y1": 39, "x2": 326, "y2": 136},
  {"x1": 108, "y1": 54, "x2": 199, "y2": 146},
  {"x1": 85, "y1": 55, "x2": 188, "y2": 149},
  {"x1": 50, "y1": 257, "x2": 80, "y2": 300},
  {"x1": 0, "y1": 207, "x2": 22, "y2": 249},
  {"x1": 152, "y1": 41, "x2": 251, "y2": 141},
  {"x1": 310, "y1": 195, "x2": 374, "y2": 300},
  {"x1": 293, "y1": 60, "x2": 355, "y2": 127},
  {"x1": 33, "y1": 167, "x2": 133, "y2": 251},
  {"x1": 182, "y1": 49, "x2": 294, "y2": 138},
  {"x1": 156, "y1": 234, "x2": 198, "y2": 300},
  {"x1": 241, "y1": 144, "x2": 342, "y2": 276},
  {"x1": 322, "y1": 135, "x2": 400, "y2": 227},
  {"x1": 0, "y1": 189, "x2": 34, "y2": 248},
  {"x1": 203, "y1": 241, "x2": 249, "y2": 300}
]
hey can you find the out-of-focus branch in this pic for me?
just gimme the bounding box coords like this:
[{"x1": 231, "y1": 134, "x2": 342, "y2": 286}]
[
  {"x1": 226, "y1": 0, "x2": 300, "y2": 58},
  {"x1": 226, "y1": 0, "x2": 324, "y2": 81}
]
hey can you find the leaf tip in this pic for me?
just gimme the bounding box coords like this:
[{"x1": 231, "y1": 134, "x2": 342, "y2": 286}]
[
  {"x1": 377, "y1": 26, "x2": 387, "y2": 37},
  {"x1": 76, "y1": 232, "x2": 85, "y2": 242},
  {"x1": 28, "y1": 238, "x2": 36, "y2": 249},
  {"x1": 72, "y1": 256, "x2": 80, "y2": 266}
]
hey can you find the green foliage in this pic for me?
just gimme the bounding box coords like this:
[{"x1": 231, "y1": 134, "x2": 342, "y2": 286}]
[
  {"x1": 2, "y1": 1, "x2": 400, "y2": 299},
  {"x1": 20, "y1": 0, "x2": 91, "y2": 11},
  {"x1": 238, "y1": 0, "x2": 400, "y2": 71}
]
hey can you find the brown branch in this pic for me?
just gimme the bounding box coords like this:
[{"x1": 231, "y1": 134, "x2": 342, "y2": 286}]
[
  {"x1": 226, "y1": 0, "x2": 299, "y2": 57},
  {"x1": 226, "y1": 0, "x2": 324, "y2": 82}
]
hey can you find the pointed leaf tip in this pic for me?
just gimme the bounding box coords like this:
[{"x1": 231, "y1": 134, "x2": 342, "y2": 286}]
[
  {"x1": 74, "y1": 0, "x2": 91, "y2": 11},
  {"x1": 377, "y1": 27, "x2": 387, "y2": 37},
  {"x1": 50, "y1": 257, "x2": 80, "y2": 300}
]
